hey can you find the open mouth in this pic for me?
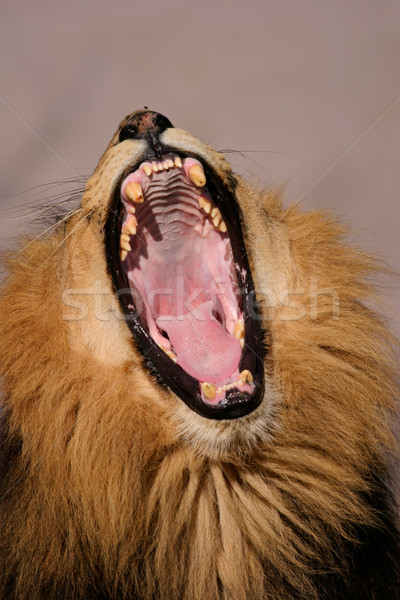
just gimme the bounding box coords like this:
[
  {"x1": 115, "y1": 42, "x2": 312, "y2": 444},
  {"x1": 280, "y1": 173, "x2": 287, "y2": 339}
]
[{"x1": 105, "y1": 146, "x2": 264, "y2": 420}]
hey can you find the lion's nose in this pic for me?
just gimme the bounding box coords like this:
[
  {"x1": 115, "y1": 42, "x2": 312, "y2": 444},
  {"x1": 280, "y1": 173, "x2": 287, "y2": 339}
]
[{"x1": 119, "y1": 110, "x2": 174, "y2": 142}]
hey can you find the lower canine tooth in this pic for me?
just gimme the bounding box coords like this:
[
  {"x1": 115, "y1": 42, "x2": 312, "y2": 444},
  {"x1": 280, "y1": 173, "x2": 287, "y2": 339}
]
[
  {"x1": 199, "y1": 196, "x2": 212, "y2": 214},
  {"x1": 125, "y1": 181, "x2": 144, "y2": 203},
  {"x1": 188, "y1": 164, "x2": 206, "y2": 187},
  {"x1": 239, "y1": 370, "x2": 253, "y2": 384},
  {"x1": 202, "y1": 382, "x2": 217, "y2": 400}
]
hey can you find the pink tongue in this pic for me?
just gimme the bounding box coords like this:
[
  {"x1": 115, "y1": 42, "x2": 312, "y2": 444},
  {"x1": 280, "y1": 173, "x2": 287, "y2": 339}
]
[{"x1": 156, "y1": 301, "x2": 242, "y2": 384}]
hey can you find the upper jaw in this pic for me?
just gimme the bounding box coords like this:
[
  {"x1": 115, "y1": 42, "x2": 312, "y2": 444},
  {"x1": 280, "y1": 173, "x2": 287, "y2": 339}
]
[{"x1": 104, "y1": 136, "x2": 265, "y2": 420}]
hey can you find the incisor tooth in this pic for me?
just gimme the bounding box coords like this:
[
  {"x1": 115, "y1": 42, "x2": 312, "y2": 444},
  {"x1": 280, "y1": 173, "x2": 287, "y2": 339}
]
[
  {"x1": 201, "y1": 382, "x2": 217, "y2": 400},
  {"x1": 168, "y1": 159, "x2": 174, "y2": 168},
  {"x1": 120, "y1": 249, "x2": 128, "y2": 262},
  {"x1": 188, "y1": 164, "x2": 206, "y2": 187},
  {"x1": 218, "y1": 220, "x2": 227, "y2": 233},
  {"x1": 125, "y1": 181, "x2": 144, "y2": 204},
  {"x1": 152, "y1": 163, "x2": 159, "y2": 172},
  {"x1": 239, "y1": 370, "x2": 253, "y2": 384},
  {"x1": 199, "y1": 196, "x2": 212, "y2": 214},
  {"x1": 143, "y1": 164, "x2": 152, "y2": 176},
  {"x1": 174, "y1": 156, "x2": 182, "y2": 168}
]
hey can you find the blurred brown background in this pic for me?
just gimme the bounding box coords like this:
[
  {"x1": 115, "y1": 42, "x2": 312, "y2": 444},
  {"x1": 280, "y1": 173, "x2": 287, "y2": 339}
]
[{"x1": 1, "y1": 0, "x2": 399, "y2": 335}]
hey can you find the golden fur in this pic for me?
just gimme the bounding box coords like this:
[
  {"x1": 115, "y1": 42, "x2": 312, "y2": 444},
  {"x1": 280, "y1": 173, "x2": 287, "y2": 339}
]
[{"x1": 0, "y1": 114, "x2": 398, "y2": 599}]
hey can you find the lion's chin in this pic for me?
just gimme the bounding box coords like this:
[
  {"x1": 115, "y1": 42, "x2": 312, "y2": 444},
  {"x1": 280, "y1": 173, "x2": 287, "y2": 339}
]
[{"x1": 171, "y1": 383, "x2": 279, "y2": 459}]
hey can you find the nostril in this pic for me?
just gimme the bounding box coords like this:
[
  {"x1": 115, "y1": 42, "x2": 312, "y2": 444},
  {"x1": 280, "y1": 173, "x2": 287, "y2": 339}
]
[
  {"x1": 119, "y1": 123, "x2": 139, "y2": 143},
  {"x1": 152, "y1": 113, "x2": 174, "y2": 131},
  {"x1": 119, "y1": 110, "x2": 174, "y2": 143}
]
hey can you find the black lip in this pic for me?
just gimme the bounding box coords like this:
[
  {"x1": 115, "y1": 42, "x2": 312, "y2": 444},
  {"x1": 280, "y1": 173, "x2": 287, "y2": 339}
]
[{"x1": 105, "y1": 147, "x2": 265, "y2": 420}]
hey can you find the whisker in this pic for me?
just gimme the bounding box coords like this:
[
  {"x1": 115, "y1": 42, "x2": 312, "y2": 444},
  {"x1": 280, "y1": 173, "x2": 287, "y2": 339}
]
[
  {"x1": 219, "y1": 148, "x2": 296, "y2": 159},
  {"x1": 1, "y1": 191, "x2": 83, "y2": 217},
  {"x1": 2, "y1": 205, "x2": 78, "y2": 222},
  {"x1": 1, "y1": 177, "x2": 87, "y2": 201},
  {"x1": 39, "y1": 208, "x2": 95, "y2": 266},
  {"x1": 21, "y1": 207, "x2": 82, "y2": 259}
]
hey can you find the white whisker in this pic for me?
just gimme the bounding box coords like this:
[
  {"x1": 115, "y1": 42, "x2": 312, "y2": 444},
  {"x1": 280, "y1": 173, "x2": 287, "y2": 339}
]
[
  {"x1": 21, "y1": 207, "x2": 82, "y2": 259},
  {"x1": 38, "y1": 208, "x2": 95, "y2": 266}
]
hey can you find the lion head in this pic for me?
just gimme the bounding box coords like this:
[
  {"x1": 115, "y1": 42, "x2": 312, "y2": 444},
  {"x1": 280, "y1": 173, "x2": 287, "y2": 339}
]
[{"x1": 0, "y1": 110, "x2": 399, "y2": 600}]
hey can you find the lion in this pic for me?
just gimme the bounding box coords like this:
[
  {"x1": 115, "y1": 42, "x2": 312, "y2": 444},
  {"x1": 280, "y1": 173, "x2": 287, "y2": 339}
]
[{"x1": 0, "y1": 109, "x2": 399, "y2": 599}]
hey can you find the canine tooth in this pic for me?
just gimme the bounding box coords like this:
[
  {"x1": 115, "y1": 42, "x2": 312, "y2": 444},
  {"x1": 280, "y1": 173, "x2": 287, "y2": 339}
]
[
  {"x1": 188, "y1": 164, "x2": 206, "y2": 187},
  {"x1": 125, "y1": 181, "x2": 144, "y2": 204},
  {"x1": 120, "y1": 238, "x2": 131, "y2": 252},
  {"x1": 239, "y1": 370, "x2": 253, "y2": 385},
  {"x1": 142, "y1": 164, "x2": 152, "y2": 176},
  {"x1": 174, "y1": 156, "x2": 182, "y2": 168},
  {"x1": 212, "y1": 214, "x2": 222, "y2": 228},
  {"x1": 120, "y1": 249, "x2": 128, "y2": 262},
  {"x1": 218, "y1": 220, "x2": 227, "y2": 233},
  {"x1": 201, "y1": 382, "x2": 217, "y2": 400},
  {"x1": 199, "y1": 196, "x2": 212, "y2": 214}
]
